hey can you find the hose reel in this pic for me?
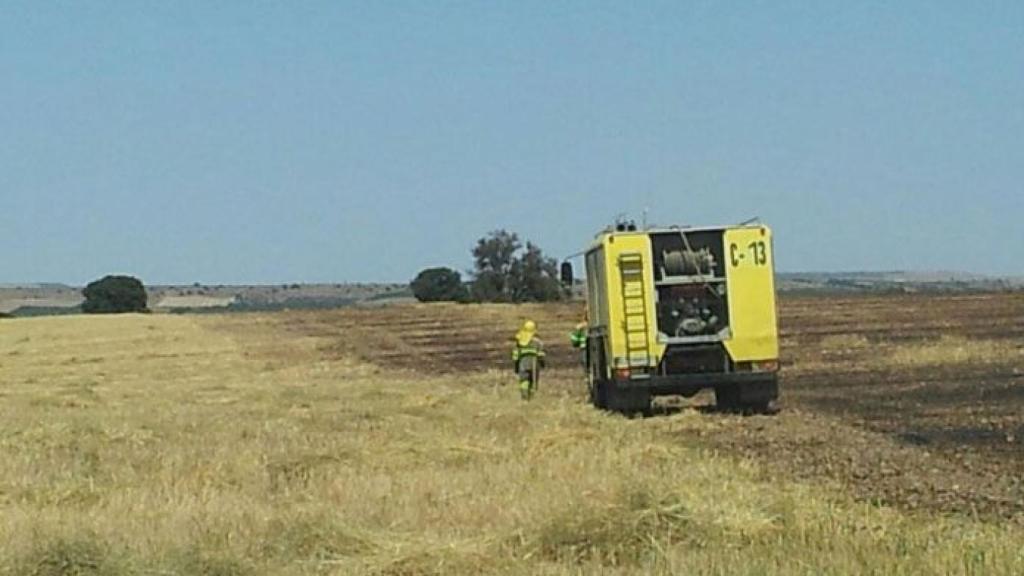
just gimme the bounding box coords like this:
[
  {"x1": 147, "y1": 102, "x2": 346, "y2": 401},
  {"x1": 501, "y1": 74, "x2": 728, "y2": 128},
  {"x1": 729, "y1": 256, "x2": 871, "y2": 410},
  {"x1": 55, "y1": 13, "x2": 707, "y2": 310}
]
[{"x1": 662, "y1": 248, "x2": 716, "y2": 277}]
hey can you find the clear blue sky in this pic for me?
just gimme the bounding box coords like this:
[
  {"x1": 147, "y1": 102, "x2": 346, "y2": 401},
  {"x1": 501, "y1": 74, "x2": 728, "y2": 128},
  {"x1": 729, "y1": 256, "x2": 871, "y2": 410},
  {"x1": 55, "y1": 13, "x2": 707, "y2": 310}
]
[{"x1": 2, "y1": 2, "x2": 1021, "y2": 284}]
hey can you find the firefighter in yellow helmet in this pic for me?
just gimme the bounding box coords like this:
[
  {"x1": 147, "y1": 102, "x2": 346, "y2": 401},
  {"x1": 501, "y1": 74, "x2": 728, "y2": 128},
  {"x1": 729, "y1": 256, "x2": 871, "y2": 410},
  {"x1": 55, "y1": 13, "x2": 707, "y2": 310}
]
[{"x1": 512, "y1": 320, "x2": 545, "y2": 400}]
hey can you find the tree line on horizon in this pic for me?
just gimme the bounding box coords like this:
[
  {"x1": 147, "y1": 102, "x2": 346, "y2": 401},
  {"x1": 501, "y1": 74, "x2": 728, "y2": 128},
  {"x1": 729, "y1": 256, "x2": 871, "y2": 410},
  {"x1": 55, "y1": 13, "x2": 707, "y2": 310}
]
[
  {"x1": 411, "y1": 230, "x2": 564, "y2": 303},
  {"x1": 6, "y1": 231, "x2": 559, "y2": 317}
]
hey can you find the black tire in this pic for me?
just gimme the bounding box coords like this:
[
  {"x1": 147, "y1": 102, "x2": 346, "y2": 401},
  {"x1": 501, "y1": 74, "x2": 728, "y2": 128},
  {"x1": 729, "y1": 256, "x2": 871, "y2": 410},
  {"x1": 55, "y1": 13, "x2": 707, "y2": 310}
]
[
  {"x1": 604, "y1": 381, "x2": 651, "y2": 416},
  {"x1": 591, "y1": 379, "x2": 608, "y2": 409},
  {"x1": 715, "y1": 377, "x2": 778, "y2": 414},
  {"x1": 589, "y1": 338, "x2": 608, "y2": 409},
  {"x1": 634, "y1": 391, "x2": 651, "y2": 414},
  {"x1": 714, "y1": 385, "x2": 742, "y2": 411}
]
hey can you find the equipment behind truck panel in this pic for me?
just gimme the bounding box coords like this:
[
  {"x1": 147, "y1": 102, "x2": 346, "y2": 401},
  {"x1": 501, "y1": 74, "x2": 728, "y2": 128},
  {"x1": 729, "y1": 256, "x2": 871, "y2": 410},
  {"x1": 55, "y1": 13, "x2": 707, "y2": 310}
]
[{"x1": 581, "y1": 222, "x2": 780, "y2": 414}]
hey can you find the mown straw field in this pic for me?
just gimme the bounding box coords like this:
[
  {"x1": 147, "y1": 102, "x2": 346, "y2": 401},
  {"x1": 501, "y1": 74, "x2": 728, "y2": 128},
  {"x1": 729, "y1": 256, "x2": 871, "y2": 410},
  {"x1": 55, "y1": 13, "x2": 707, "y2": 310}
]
[{"x1": 1, "y1": 309, "x2": 1022, "y2": 575}]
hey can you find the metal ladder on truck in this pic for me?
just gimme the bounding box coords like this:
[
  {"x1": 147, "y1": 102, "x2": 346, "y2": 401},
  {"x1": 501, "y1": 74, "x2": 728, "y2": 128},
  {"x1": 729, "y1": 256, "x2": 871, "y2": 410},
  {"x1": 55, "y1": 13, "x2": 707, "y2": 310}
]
[{"x1": 618, "y1": 252, "x2": 651, "y2": 372}]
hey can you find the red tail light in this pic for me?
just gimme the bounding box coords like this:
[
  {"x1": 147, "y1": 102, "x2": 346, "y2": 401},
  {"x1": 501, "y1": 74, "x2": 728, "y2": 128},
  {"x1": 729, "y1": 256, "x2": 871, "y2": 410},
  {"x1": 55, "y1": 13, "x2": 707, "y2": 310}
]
[{"x1": 751, "y1": 360, "x2": 779, "y2": 372}]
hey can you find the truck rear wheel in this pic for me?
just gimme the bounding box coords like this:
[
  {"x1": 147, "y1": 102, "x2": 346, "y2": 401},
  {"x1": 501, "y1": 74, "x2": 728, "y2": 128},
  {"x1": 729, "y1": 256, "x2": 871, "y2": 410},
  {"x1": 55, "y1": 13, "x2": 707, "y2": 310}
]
[
  {"x1": 603, "y1": 381, "x2": 652, "y2": 416},
  {"x1": 588, "y1": 338, "x2": 609, "y2": 409},
  {"x1": 714, "y1": 376, "x2": 778, "y2": 413},
  {"x1": 590, "y1": 379, "x2": 608, "y2": 409}
]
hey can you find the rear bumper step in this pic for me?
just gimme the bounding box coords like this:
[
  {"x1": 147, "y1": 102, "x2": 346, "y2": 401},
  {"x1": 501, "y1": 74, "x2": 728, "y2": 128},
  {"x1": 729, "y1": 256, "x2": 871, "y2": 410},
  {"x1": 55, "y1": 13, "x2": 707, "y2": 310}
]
[{"x1": 616, "y1": 372, "x2": 777, "y2": 395}]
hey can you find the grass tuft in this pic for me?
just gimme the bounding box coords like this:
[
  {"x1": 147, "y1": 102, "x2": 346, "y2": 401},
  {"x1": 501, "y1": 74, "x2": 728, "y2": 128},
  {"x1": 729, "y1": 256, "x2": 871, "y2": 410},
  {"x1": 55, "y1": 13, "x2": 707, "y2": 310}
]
[
  {"x1": 262, "y1": 511, "x2": 376, "y2": 561},
  {"x1": 528, "y1": 486, "x2": 693, "y2": 566},
  {"x1": 171, "y1": 547, "x2": 252, "y2": 576},
  {"x1": 888, "y1": 336, "x2": 1021, "y2": 367},
  {"x1": 16, "y1": 535, "x2": 122, "y2": 576}
]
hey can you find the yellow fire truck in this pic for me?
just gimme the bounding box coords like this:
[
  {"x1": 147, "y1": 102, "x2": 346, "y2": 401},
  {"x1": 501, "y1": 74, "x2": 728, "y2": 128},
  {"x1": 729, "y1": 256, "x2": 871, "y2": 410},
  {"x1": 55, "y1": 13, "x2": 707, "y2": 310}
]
[{"x1": 566, "y1": 221, "x2": 780, "y2": 413}]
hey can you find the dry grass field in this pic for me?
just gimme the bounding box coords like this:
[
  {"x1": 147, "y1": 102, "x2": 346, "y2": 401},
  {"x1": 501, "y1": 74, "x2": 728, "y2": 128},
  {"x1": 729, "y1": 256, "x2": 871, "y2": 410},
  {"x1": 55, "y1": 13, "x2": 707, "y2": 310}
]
[{"x1": 1, "y1": 294, "x2": 1024, "y2": 574}]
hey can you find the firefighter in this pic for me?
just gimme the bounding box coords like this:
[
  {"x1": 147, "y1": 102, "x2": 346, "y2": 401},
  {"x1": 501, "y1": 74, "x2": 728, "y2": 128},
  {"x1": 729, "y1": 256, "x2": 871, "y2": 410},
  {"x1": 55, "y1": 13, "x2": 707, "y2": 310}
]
[
  {"x1": 569, "y1": 320, "x2": 588, "y2": 368},
  {"x1": 512, "y1": 320, "x2": 545, "y2": 400}
]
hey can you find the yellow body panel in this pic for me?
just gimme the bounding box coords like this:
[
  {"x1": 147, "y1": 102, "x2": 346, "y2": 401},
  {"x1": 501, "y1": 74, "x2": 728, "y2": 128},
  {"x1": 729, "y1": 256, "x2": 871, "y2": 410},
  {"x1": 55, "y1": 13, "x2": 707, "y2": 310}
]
[
  {"x1": 722, "y1": 227, "x2": 779, "y2": 361},
  {"x1": 586, "y1": 233, "x2": 663, "y2": 371},
  {"x1": 587, "y1": 225, "x2": 779, "y2": 375}
]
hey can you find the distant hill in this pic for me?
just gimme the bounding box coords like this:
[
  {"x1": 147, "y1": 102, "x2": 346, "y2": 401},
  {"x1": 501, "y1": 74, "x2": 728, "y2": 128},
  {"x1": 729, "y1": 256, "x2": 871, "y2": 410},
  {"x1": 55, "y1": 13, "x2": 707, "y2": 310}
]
[
  {"x1": 0, "y1": 284, "x2": 82, "y2": 314},
  {"x1": 0, "y1": 283, "x2": 413, "y2": 316},
  {"x1": 777, "y1": 271, "x2": 1024, "y2": 294}
]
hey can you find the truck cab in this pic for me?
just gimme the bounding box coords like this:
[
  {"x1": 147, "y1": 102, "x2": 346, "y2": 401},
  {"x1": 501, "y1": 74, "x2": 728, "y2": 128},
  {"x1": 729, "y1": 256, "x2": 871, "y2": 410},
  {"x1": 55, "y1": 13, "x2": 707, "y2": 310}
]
[{"x1": 580, "y1": 222, "x2": 780, "y2": 413}]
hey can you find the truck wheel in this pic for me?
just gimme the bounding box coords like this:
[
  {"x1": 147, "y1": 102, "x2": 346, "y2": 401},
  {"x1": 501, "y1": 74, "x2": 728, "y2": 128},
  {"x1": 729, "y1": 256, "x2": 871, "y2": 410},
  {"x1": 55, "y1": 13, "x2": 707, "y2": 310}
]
[
  {"x1": 605, "y1": 383, "x2": 650, "y2": 416},
  {"x1": 590, "y1": 380, "x2": 608, "y2": 409},
  {"x1": 630, "y1": 396, "x2": 653, "y2": 417},
  {"x1": 715, "y1": 378, "x2": 778, "y2": 414},
  {"x1": 714, "y1": 385, "x2": 742, "y2": 411},
  {"x1": 743, "y1": 376, "x2": 779, "y2": 414}
]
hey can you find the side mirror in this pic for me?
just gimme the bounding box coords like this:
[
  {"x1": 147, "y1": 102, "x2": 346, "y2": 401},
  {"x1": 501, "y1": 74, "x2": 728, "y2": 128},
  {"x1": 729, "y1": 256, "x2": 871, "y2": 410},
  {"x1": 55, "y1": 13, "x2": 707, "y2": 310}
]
[{"x1": 560, "y1": 262, "x2": 574, "y2": 286}]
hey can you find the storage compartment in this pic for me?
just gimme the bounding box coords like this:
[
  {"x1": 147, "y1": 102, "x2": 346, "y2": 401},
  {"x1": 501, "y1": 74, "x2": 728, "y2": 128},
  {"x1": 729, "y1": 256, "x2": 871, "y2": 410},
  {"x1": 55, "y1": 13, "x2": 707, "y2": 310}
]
[{"x1": 651, "y1": 230, "x2": 730, "y2": 340}]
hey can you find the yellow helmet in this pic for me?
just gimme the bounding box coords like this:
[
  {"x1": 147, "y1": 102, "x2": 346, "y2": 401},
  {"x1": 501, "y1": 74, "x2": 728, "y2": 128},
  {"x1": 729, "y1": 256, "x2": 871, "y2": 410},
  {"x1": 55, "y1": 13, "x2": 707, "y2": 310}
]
[{"x1": 516, "y1": 320, "x2": 537, "y2": 346}]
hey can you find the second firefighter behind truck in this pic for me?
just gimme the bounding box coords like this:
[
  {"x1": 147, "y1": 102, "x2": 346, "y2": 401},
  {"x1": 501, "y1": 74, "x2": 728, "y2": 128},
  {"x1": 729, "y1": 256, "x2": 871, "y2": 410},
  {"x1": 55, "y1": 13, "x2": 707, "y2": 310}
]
[
  {"x1": 512, "y1": 320, "x2": 545, "y2": 400},
  {"x1": 569, "y1": 319, "x2": 587, "y2": 367}
]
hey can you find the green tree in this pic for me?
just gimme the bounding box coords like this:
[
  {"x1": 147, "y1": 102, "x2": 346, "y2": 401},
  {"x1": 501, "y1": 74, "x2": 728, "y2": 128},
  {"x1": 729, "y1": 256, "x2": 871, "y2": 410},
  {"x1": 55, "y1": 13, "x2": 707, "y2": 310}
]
[
  {"x1": 470, "y1": 230, "x2": 521, "y2": 302},
  {"x1": 82, "y1": 275, "x2": 148, "y2": 314},
  {"x1": 470, "y1": 230, "x2": 562, "y2": 303},
  {"x1": 509, "y1": 242, "x2": 563, "y2": 302},
  {"x1": 411, "y1": 267, "x2": 469, "y2": 302}
]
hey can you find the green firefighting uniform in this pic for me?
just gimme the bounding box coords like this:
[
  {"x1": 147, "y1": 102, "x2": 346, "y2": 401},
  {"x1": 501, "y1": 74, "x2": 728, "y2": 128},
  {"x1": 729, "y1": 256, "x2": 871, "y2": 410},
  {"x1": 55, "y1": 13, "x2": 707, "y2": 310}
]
[
  {"x1": 569, "y1": 326, "x2": 587, "y2": 349},
  {"x1": 569, "y1": 325, "x2": 587, "y2": 368},
  {"x1": 512, "y1": 337, "x2": 545, "y2": 400}
]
